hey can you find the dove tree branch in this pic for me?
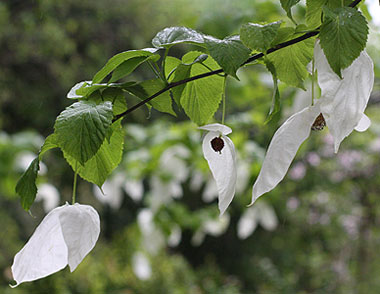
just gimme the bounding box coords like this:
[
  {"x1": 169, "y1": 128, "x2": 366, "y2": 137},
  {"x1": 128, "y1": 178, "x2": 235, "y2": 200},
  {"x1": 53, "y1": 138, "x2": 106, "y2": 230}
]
[{"x1": 113, "y1": 0, "x2": 363, "y2": 123}]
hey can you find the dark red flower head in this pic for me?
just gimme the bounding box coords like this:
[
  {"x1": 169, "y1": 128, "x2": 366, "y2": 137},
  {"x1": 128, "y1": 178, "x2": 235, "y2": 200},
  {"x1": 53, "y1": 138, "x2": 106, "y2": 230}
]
[{"x1": 211, "y1": 137, "x2": 224, "y2": 153}]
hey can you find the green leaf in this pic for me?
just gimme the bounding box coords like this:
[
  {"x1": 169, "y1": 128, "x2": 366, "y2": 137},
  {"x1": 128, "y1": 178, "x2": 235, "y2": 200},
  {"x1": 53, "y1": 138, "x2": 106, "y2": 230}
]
[
  {"x1": 271, "y1": 27, "x2": 295, "y2": 45},
  {"x1": 64, "y1": 121, "x2": 124, "y2": 187},
  {"x1": 67, "y1": 81, "x2": 133, "y2": 99},
  {"x1": 125, "y1": 79, "x2": 176, "y2": 116},
  {"x1": 109, "y1": 56, "x2": 150, "y2": 83},
  {"x1": 268, "y1": 29, "x2": 314, "y2": 89},
  {"x1": 164, "y1": 56, "x2": 186, "y2": 107},
  {"x1": 165, "y1": 54, "x2": 211, "y2": 106},
  {"x1": 15, "y1": 157, "x2": 40, "y2": 211},
  {"x1": 306, "y1": 0, "x2": 326, "y2": 28},
  {"x1": 39, "y1": 134, "x2": 58, "y2": 159},
  {"x1": 92, "y1": 48, "x2": 159, "y2": 84},
  {"x1": 280, "y1": 0, "x2": 301, "y2": 22},
  {"x1": 327, "y1": 0, "x2": 353, "y2": 9},
  {"x1": 96, "y1": 88, "x2": 127, "y2": 116},
  {"x1": 204, "y1": 35, "x2": 251, "y2": 79},
  {"x1": 320, "y1": 7, "x2": 368, "y2": 77},
  {"x1": 170, "y1": 63, "x2": 192, "y2": 106},
  {"x1": 67, "y1": 81, "x2": 90, "y2": 99},
  {"x1": 264, "y1": 59, "x2": 281, "y2": 123},
  {"x1": 54, "y1": 101, "x2": 113, "y2": 165},
  {"x1": 179, "y1": 51, "x2": 224, "y2": 125},
  {"x1": 240, "y1": 21, "x2": 281, "y2": 52},
  {"x1": 68, "y1": 81, "x2": 108, "y2": 99},
  {"x1": 152, "y1": 26, "x2": 206, "y2": 48},
  {"x1": 164, "y1": 56, "x2": 182, "y2": 79}
]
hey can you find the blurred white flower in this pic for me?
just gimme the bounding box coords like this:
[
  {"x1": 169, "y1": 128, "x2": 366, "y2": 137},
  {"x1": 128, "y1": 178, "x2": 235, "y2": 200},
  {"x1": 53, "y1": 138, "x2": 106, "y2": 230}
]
[
  {"x1": 132, "y1": 252, "x2": 152, "y2": 280},
  {"x1": 236, "y1": 159, "x2": 250, "y2": 195},
  {"x1": 202, "y1": 177, "x2": 218, "y2": 203},
  {"x1": 250, "y1": 42, "x2": 374, "y2": 205},
  {"x1": 160, "y1": 145, "x2": 190, "y2": 181},
  {"x1": 148, "y1": 144, "x2": 191, "y2": 210},
  {"x1": 370, "y1": 138, "x2": 380, "y2": 153},
  {"x1": 237, "y1": 202, "x2": 278, "y2": 240},
  {"x1": 148, "y1": 176, "x2": 179, "y2": 212},
  {"x1": 137, "y1": 209, "x2": 165, "y2": 254},
  {"x1": 191, "y1": 213, "x2": 230, "y2": 246},
  {"x1": 35, "y1": 183, "x2": 60, "y2": 212},
  {"x1": 93, "y1": 172, "x2": 125, "y2": 210},
  {"x1": 123, "y1": 178, "x2": 144, "y2": 202},
  {"x1": 11, "y1": 203, "x2": 100, "y2": 287},
  {"x1": 189, "y1": 170, "x2": 204, "y2": 192},
  {"x1": 199, "y1": 123, "x2": 237, "y2": 215},
  {"x1": 167, "y1": 225, "x2": 182, "y2": 247}
]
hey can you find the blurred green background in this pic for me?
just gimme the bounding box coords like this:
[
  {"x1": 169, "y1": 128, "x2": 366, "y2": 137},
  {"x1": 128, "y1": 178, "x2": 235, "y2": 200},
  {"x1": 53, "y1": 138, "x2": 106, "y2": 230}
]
[{"x1": 1, "y1": 0, "x2": 380, "y2": 293}]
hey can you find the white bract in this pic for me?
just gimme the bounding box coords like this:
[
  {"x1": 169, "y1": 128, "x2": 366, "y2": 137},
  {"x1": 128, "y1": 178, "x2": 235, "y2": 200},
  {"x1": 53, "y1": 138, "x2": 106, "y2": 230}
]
[
  {"x1": 11, "y1": 203, "x2": 100, "y2": 287},
  {"x1": 199, "y1": 123, "x2": 237, "y2": 215},
  {"x1": 250, "y1": 41, "x2": 374, "y2": 205}
]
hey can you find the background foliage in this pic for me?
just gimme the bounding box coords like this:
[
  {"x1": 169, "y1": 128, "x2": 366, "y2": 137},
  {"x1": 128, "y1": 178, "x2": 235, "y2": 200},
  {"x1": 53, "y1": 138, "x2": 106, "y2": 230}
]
[{"x1": 1, "y1": 0, "x2": 380, "y2": 293}]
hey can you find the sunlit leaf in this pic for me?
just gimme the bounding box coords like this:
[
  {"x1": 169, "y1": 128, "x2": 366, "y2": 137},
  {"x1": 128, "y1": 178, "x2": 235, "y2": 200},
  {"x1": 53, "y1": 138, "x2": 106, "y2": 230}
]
[
  {"x1": 152, "y1": 26, "x2": 205, "y2": 48},
  {"x1": 179, "y1": 52, "x2": 224, "y2": 125},
  {"x1": 92, "y1": 48, "x2": 159, "y2": 83}
]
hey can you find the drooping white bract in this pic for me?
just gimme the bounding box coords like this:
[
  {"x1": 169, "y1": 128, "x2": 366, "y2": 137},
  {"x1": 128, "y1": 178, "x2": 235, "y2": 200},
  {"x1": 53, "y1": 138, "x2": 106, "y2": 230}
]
[
  {"x1": 314, "y1": 41, "x2": 374, "y2": 152},
  {"x1": 11, "y1": 203, "x2": 100, "y2": 287},
  {"x1": 199, "y1": 123, "x2": 237, "y2": 215},
  {"x1": 250, "y1": 41, "x2": 374, "y2": 205}
]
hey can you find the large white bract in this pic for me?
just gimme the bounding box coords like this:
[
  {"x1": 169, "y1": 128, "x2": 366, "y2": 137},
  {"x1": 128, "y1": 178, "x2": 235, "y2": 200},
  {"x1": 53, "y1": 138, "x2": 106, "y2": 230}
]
[
  {"x1": 11, "y1": 203, "x2": 100, "y2": 287},
  {"x1": 199, "y1": 123, "x2": 237, "y2": 215},
  {"x1": 250, "y1": 41, "x2": 374, "y2": 205}
]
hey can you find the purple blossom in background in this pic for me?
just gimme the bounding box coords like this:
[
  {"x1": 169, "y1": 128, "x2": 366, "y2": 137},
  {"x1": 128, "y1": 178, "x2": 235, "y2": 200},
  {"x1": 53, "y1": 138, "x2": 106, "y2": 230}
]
[
  {"x1": 338, "y1": 150, "x2": 362, "y2": 170},
  {"x1": 306, "y1": 152, "x2": 321, "y2": 167},
  {"x1": 289, "y1": 162, "x2": 306, "y2": 181}
]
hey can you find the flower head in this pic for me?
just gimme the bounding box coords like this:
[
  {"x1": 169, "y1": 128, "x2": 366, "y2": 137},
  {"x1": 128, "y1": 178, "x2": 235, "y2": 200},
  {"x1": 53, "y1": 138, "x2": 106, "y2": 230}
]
[
  {"x1": 250, "y1": 41, "x2": 374, "y2": 205},
  {"x1": 199, "y1": 123, "x2": 237, "y2": 215},
  {"x1": 11, "y1": 203, "x2": 100, "y2": 287}
]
